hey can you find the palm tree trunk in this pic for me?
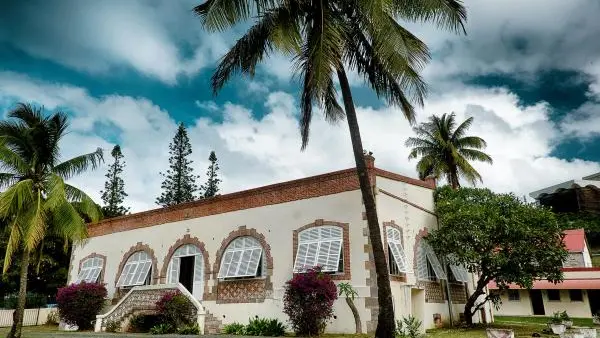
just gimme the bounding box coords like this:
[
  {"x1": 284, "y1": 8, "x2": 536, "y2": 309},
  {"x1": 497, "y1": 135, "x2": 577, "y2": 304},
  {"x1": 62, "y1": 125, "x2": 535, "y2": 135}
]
[
  {"x1": 7, "y1": 249, "x2": 30, "y2": 338},
  {"x1": 346, "y1": 297, "x2": 363, "y2": 334},
  {"x1": 337, "y1": 66, "x2": 395, "y2": 338}
]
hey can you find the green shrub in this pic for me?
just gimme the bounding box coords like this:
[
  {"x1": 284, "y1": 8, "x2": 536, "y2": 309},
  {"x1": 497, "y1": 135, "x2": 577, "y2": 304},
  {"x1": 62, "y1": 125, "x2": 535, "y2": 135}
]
[
  {"x1": 128, "y1": 313, "x2": 160, "y2": 333},
  {"x1": 2, "y1": 293, "x2": 48, "y2": 309},
  {"x1": 223, "y1": 322, "x2": 246, "y2": 335},
  {"x1": 105, "y1": 320, "x2": 121, "y2": 333},
  {"x1": 396, "y1": 316, "x2": 423, "y2": 338},
  {"x1": 150, "y1": 323, "x2": 175, "y2": 335},
  {"x1": 155, "y1": 291, "x2": 196, "y2": 329},
  {"x1": 245, "y1": 317, "x2": 286, "y2": 336},
  {"x1": 177, "y1": 323, "x2": 201, "y2": 335}
]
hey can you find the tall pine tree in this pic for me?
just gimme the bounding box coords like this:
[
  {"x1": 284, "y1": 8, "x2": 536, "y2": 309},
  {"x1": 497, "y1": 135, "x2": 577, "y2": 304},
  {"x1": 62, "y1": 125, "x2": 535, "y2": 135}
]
[
  {"x1": 156, "y1": 123, "x2": 199, "y2": 206},
  {"x1": 101, "y1": 145, "x2": 130, "y2": 218},
  {"x1": 200, "y1": 151, "x2": 221, "y2": 198}
]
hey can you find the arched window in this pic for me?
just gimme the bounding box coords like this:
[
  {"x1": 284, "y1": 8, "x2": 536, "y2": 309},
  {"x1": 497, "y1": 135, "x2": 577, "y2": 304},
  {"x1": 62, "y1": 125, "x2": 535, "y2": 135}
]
[
  {"x1": 416, "y1": 241, "x2": 447, "y2": 281},
  {"x1": 218, "y1": 237, "x2": 263, "y2": 279},
  {"x1": 116, "y1": 251, "x2": 153, "y2": 287},
  {"x1": 167, "y1": 244, "x2": 204, "y2": 299},
  {"x1": 76, "y1": 256, "x2": 104, "y2": 283},
  {"x1": 386, "y1": 227, "x2": 408, "y2": 275},
  {"x1": 293, "y1": 226, "x2": 343, "y2": 273}
]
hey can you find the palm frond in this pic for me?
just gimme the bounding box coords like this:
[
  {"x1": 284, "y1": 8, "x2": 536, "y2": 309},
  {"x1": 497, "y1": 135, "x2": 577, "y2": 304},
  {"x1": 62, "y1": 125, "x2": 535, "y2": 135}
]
[
  {"x1": 53, "y1": 148, "x2": 104, "y2": 180},
  {"x1": 455, "y1": 155, "x2": 483, "y2": 185},
  {"x1": 64, "y1": 183, "x2": 102, "y2": 222},
  {"x1": 297, "y1": 1, "x2": 344, "y2": 149},
  {"x1": 323, "y1": 78, "x2": 344, "y2": 124},
  {"x1": 455, "y1": 136, "x2": 487, "y2": 149},
  {"x1": 22, "y1": 190, "x2": 46, "y2": 251},
  {"x1": 0, "y1": 144, "x2": 29, "y2": 174},
  {"x1": 7, "y1": 103, "x2": 45, "y2": 128},
  {"x1": 458, "y1": 148, "x2": 493, "y2": 164},
  {"x1": 391, "y1": 0, "x2": 467, "y2": 34},
  {"x1": 0, "y1": 179, "x2": 35, "y2": 219},
  {"x1": 3, "y1": 219, "x2": 22, "y2": 273},
  {"x1": 0, "y1": 173, "x2": 19, "y2": 190},
  {"x1": 48, "y1": 200, "x2": 88, "y2": 243},
  {"x1": 194, "y1": 0, "x2": 277, "y2": 31},
  {"x1": 451, "y1": 115, "x2": 473, "y2": 140},
  {"x1": 210, "y1": 4, "x2": 300, "y2": 93}
]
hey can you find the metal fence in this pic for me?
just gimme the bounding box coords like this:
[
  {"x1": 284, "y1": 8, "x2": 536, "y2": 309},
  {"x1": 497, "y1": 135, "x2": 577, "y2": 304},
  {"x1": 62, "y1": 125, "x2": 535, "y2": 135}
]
[{"x1": 0, "y1": 308, "x2": 55, "y2": 327}]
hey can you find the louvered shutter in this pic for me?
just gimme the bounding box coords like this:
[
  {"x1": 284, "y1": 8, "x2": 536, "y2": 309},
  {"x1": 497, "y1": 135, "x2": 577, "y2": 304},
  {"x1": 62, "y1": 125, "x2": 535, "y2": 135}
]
[
  {"x1": 422, "y1": 242, "x2": 447, "y2": 280},
  {"x1": 386, "y1": 228, "x2": 408, "y2": 273}
]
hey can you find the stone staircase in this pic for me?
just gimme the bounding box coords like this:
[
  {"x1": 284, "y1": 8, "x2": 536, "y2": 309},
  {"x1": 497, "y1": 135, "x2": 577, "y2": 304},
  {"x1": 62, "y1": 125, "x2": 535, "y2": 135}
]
[{"x1": 94, "y1": 283, "x2": 206, "y2": 333}]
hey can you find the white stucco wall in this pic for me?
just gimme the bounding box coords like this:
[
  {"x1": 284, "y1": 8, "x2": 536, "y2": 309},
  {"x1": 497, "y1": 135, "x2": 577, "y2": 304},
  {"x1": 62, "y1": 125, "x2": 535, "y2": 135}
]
[
  {"x1": 71, "y1": 189, "x2": 372, "y2": 333},
  {"x1": 495, "y1": 289, "x2": 593, "y2": 318}
]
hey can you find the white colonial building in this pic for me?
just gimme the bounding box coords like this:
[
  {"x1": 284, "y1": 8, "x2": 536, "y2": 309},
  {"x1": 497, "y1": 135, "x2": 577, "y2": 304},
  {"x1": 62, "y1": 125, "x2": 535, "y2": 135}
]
[{"x1": 69, "y1": 156, "x2": 487, "y2": 334}]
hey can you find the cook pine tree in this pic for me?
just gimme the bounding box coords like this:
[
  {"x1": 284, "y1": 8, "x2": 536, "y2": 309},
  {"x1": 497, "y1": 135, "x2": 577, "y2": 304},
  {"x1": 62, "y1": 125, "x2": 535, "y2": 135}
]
[
  {"x1": 101, "y1": 145, "x2": 130, "y2": 218},
  {"x1": 200, "y1": 150, "x2": 221, "y2": 198},
  {"x1": 156, "y1": 123, "x2": 200, "y2": 206}
]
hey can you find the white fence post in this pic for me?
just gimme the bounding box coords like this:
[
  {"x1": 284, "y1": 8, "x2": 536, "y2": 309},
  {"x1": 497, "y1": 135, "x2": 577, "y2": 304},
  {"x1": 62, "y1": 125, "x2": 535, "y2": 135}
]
[{"x1": 0, "y1": 308, "x2": 53, "y2": 327}]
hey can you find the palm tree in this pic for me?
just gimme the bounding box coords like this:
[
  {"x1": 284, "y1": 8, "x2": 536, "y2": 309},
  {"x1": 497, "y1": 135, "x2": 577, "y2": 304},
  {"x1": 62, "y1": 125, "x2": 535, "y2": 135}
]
[
  {"x1": 0, "y1": 104, "x2": 103, "y2": 338},
  {"x1": 193, "y1": 1, "x2": 466, "y2": 335},
  {"x1": 406, "y1": 112, "x2": 492, "y2": 189}
]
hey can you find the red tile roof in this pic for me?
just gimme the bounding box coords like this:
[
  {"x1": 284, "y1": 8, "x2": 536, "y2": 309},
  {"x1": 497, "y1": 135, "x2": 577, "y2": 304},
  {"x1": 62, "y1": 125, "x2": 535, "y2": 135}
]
[{"x1": 564, "y1": 229, "x2": 586, "y2": 253}]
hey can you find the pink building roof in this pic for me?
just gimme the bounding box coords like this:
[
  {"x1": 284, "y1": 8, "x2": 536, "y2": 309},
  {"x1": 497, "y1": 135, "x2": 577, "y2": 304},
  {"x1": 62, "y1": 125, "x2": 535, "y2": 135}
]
[{"x1": 563, "y1": 229, "x2": 586, "y2": 253}]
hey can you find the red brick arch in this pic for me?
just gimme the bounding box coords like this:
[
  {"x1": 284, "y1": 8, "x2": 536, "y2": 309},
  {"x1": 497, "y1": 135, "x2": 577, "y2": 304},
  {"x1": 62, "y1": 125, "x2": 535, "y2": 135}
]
[
  {"x1": 160, "y1": 234, "x2": 211, "y2": 299},
  {"x1": 77, "y1": 253, "x2": 107, "y2": 284},
  {"x1": 292, "y1": 219, "x2": 351, "y2": 280},
  {"x1": 114, "y1": 242, "x2": 159, "y2": 288},
  {"x1": 210, "y1": 226, "x2": 273, "y2": 303}
]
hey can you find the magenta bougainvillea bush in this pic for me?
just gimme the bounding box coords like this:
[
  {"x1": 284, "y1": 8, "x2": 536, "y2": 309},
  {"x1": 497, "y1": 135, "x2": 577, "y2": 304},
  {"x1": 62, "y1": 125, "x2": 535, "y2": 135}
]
[
  {"x1": 283, "y1": 267, "x2": 338, "y2": 335},
  {"x1": 155, "y1": 291, "x2": 195, "y2": 329},
  {"x1": 56, "y1": 282, "x2": 107, "y2": 330}
]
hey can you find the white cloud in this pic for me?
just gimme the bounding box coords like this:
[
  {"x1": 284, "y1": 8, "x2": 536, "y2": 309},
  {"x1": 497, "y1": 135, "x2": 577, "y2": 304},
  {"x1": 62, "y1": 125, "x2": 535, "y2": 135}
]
[
  {"x1": 0, "y1": 0, "x2": 228, "y2": 84},
  {"x1": 195, "y1": 100, "x2": 220, "y2": 112},
  {"x1": 1, "y1": 72, "x2": 598, "y2": 213}
]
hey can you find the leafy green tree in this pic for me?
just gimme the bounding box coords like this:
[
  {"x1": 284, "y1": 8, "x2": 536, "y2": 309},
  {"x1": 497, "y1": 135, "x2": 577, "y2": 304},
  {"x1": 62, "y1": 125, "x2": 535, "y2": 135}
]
[
  {"x1": 406, "y1": 113, "x2": 492, "y2": 189},
  {"x1": 338, "y1": 283, "x2": 361, "y2": 334},
  {"x1": 427, "y1": 186, "x2": 568, "y2": 326},
  {"x1": 194, "y1": 1, "x2": 466, "y2": 335},
  {"x1": 200, "y1": 151, "x2": 221, "y2": 198},
  {"x1": 156, "y1": 123, "x2": 199, "y2": 206},
  {"x1": 0, "y1": 103, "x2": 102, "y2": 338},
  {"x1": 100, "y1": 145, "x2": 130, "y2": 218}
]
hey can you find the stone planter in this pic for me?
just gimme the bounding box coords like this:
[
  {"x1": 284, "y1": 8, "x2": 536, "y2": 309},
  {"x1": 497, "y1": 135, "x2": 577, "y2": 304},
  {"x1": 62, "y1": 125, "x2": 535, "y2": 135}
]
[
  {"x1": 550, "y1": 323, "x2": 566, "y2": 335},
  {"x1": 593, "y1": 317, "x2": 600, "y2": 326},
  {"x1": 58, "y1": 321, "x2": 78, "y2": 331},
  {"x1": 560, "y1": 332, "x2": 584, "y2": 338},
  {"x1": 563, "y1": 320, "x2": 574, "y2": 329},
  {"x1": 486, "y1": 328, "x2": 515, "y2": 338},
  {"x1": 574, "y1": 328, "x2": 597, "y2": 338}
]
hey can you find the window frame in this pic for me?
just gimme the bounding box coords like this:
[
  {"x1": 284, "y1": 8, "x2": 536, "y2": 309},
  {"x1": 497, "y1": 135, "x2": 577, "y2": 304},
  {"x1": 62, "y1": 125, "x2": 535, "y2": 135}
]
[
  {"x1": 546, "y1": 289, "x2": 561, "y2": 301},
  {"x1": 507, "y1": 290, "x2": 521, "y2": 301},
  {"x1": 386, "y1": 227, "x2": 408, "y2": 276},
  {"x1": 416, "y1": 241, "x2": 447, "y2": 281},
  {"x1": 293, "y1": 226, "x2": 344, "y2": 274},
  {"x1": 116, "y1": 251, "x2": 153, "y2": 288},
  {"x1": 76, "y1": 256, "x2": 104, "y2": 284},
  {"x1": 568, "y1": 289, "x2": 583, "y2": 302},
  {"x1": 218, "y1": 236, "x2": 264, "y2": 280}
]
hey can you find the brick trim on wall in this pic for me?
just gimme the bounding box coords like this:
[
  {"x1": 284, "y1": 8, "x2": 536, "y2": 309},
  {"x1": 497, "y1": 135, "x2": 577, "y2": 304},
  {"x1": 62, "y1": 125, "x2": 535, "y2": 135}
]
[
  {"x1": 211, "y1": 226, "x2": 273, "y2": 303},
  {"x1": 114, "y1": 242, "x2": 159, "y2": 288},
  {"x1": 159, "y1": 234, "x2": 211, "y2": 300},
  {"x1": 382, "y1": 221, "x2": 407, "y2": 283},
  {"x1": 77, "y1": 253, "x2": 108, "y2": 284},
  {"x1": 86, "y1": 162, "x2": 433, "y2": 238},
  {"x1": 292, "y1": 219, "x2": 351, "y2": 281}
]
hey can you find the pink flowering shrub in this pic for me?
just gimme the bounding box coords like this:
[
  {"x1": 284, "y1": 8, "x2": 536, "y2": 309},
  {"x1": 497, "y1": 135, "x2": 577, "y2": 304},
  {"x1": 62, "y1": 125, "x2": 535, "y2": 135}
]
[
  {"x1": 155, "y1": 291, "x2": 195, "y2": 329},
  {"x1": 56, "y1": 282, "x2": 107, "y2": 330},
  {"x1": 283, "y1": 267, "x2": 338, "y2": 336}
]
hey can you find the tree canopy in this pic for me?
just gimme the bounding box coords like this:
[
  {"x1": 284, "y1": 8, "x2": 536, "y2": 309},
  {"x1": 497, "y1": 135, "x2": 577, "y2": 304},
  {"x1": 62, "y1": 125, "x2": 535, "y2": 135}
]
[
  {"x1": 200, "y1": 150, "x2": 221, "y2": 198},
  {"x1": 156, "y1": 123, "x2": 200, "y2": 206},
  {"x1": 406, "y1": 112, "x2": 492, "y2": 188},
  {"x1": 101, "y1": 145, "x2": 130, "y2": 218},
  {"x1": 427, "y1": 186, "x2": 568, "y2": 325}
]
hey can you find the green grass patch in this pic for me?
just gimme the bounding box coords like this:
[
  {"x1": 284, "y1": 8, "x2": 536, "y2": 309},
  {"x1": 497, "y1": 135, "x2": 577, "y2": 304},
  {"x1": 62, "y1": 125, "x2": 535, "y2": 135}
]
[
  {"x1": 592, "y1": 255, "x2": 600, "y2": 267},
  {"x1": 495, "y1": 315, "x2": 594, "y2": 327}
]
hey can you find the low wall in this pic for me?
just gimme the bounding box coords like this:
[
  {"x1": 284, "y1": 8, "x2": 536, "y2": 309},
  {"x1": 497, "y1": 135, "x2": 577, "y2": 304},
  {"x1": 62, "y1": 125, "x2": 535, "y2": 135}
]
[{"x1": 0, "y1": 308, "x2": 55, "y2": 327}]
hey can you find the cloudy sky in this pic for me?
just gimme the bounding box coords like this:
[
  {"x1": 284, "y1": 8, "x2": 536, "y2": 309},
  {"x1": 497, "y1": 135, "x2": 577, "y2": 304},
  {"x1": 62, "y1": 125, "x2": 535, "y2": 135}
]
[{"x1": 1, "y1": 0, "x2": 600, "y2": 212}]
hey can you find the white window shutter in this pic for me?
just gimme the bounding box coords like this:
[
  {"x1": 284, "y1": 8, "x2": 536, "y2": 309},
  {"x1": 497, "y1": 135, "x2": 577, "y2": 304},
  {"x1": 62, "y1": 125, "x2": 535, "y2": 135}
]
[
  {"x1": 386, "y1": 228, "x2": 408, "y2": 273},
  {"x1": 422, "y1": 242, "x2": 447, "y2": 280},
  {"x1": 218, "y1": 237, "x2": 264, "y2": 279},
  {"x1": 450, "y1": 264, "x2": 469, "y2": 283},
  {"x1": 294, "y1": 226, "x2": 343, "y2": 273}
]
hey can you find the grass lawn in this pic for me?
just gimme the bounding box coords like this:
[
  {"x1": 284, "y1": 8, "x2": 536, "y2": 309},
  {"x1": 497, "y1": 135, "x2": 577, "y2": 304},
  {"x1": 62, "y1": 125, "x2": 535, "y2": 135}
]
[{"x1": 495, "y1": 315, "x2": 594, "y2": 327}]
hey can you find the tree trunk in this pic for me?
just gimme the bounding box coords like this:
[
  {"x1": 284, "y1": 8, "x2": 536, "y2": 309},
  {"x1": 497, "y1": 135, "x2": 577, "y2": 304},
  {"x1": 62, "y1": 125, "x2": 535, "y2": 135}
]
[
  {"x1": 337, "y1": 67, "x2": 395, "y2": 338},
  {"x1": 346, "y1": 297, "x2": 363, "y2": 334},
  {"x1": 7, "y1": 249, "x2": 30, "y2": 338},
  {"x1": 463, "y1": 287, "x2": 484, "y2": 327}
]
